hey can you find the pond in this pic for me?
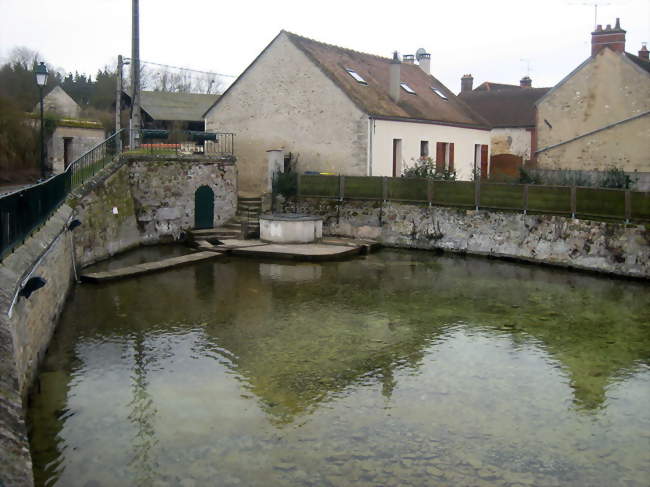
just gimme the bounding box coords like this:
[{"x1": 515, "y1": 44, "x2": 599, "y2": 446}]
[{"x1": 28, "y1": 248, "x2": 650, "y2": 487}]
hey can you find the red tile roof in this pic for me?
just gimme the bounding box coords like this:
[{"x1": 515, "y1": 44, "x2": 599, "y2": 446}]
[{"x1": 284, "y1": 32, "x2": 489, "y2": 129}]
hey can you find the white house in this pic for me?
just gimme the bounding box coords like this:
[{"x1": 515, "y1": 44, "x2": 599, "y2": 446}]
[{"x1": 204, "y1": 31, "x2": 491, "y2": 194}]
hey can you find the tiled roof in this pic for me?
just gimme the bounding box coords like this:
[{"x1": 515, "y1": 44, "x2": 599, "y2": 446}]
[
  {"x1": 284, "y1": 32, "x2": 489, "y2": 129},
  {"x1": 127, "y1": 91, "x2": 220, "y2": 122},
  {"x1": 458, "y1": 87, "x2": 550, "y2": 128},
  {"x1": 472, "y1": 81, "x2": 522, "y2": 92},
  {"x1": 624, "y1": 52, "x2": 650, "y2": 73}
]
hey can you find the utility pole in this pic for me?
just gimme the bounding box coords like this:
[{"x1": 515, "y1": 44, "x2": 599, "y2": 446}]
[
  {"x1": 115, "y1": 54, "x2": 123, "y2": 152},
  {"x1": 130, "y1": 0, "x2": 141, "y2": 148}
]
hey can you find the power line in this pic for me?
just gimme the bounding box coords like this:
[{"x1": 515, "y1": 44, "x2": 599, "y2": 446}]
[{"x1": 123, "y1": 57, "x2": 236, "y2": 78}]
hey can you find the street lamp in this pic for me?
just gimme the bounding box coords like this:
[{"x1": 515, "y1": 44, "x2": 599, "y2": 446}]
[{"x1": 35, "y1": 62, "x2": 48, "y2": 180}]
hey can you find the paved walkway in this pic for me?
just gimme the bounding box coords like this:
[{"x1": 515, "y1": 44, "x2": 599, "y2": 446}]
[{"x1": 81, "y1": 238, "x2": 379, "y2": 283}]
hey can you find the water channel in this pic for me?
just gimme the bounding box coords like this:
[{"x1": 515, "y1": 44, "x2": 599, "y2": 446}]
[{"x1": 28, "y1": 247, "x2": 650, "y2": 486}]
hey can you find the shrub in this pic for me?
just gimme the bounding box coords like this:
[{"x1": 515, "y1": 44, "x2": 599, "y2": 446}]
[
  {"x1": 273, "y1": 171, "x2": 297, "y2": 198},
  {"x1": 402, "y1": 157, "x2": 456, "y2": 180}
]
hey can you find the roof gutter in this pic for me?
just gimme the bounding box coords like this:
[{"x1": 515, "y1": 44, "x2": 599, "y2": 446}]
[
  {"x1": 370, "y1": 114, "x2": 490, "y2": 131},
  {"x1": 536, "y1": 110, "x2": 650, "y2": 154}
]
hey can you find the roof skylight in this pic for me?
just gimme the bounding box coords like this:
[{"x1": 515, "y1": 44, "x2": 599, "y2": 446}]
[
  {"x1": 400, "y1": 83, "x2": 416, "y2": 94},
  {"x1": 432, "y1": 87, "x2": 448, "y2": 100},
  {"x1": 345, "y1": 68, "x2": 367, "y2": 85}
]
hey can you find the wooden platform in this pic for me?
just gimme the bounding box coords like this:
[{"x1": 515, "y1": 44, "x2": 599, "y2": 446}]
[{"x1": 80, "y1": 251, "x2": 224, "y2": 283}]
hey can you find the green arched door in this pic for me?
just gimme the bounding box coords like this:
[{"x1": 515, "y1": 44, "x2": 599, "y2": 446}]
[{"x1": 194, "y1": 185, "x2": 214, "y2": 229}]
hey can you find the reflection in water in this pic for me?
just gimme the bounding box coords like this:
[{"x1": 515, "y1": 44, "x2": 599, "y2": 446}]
[
  {"x1": 28, "y1": 248, "x2": 650, "y2": 487},
  {"x1": 127, "y1": 333, "x2": 159, "y2": 487}
]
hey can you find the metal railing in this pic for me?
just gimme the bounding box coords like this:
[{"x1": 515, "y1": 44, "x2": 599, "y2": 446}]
[
  {"x1": 0, "y1": 129, "x2": 128, "y2": 260},
  {"x1": 135, "y1": 130, "x2": 234, "y2": 157}
]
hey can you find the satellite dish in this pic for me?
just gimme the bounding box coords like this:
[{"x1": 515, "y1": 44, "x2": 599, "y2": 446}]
[{"x1": 415, "y1": 48, "x2": 428, "y2": 61}]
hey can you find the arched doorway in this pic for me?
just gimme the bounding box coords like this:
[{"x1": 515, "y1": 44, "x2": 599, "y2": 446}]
[{"x1": 194, "y1": 185, "x2": 214, "y2": 229}]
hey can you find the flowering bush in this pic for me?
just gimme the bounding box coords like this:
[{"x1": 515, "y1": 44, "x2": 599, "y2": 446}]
[{"x1": 402, "y1": 157, "x2": 456, "y2": 180}]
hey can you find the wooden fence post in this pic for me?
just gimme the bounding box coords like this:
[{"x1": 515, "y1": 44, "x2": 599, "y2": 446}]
[
  {"x1": 427, "y1": 179, "x2": 433, "y2": 207},
  {"x1": 570, "y1": 185, "x2": 576, "y2": 219},
  {"x1": 382, "y1": 177, "x2": 388, "y2": 202},
  {"x1": 624, "y1": 190, "x2": 631, "y2": 224},
  {"x1": 523, "y1": 184, "x2": 529, "y2": 215},
  {"x1": 339, "y1": 175, "x2": 345, "y2": 201},
  {"x1": 474, "y1": 177, "x2": 481, "y2": 211}
]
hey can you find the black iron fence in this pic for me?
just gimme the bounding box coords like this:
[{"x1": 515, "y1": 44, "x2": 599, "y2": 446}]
[
  {"x1": 294, "y1": 174, "x2": 650, "y2": 223},
  {"x1": 0, "y1": 129, "x2": 128, "y2": 260},
  {"x1": 136, "y1": 130, "x2": 234, "y2": 157}
]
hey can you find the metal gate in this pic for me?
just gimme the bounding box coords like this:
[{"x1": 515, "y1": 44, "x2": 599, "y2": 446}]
[{"x1": 194, "y1": 185, "x2": 214, "y2": 229}]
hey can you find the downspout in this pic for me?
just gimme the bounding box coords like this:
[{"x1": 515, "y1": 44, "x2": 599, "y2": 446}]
[{"x1": 367, "y1": 117, "x2": 374, "y2": 176}]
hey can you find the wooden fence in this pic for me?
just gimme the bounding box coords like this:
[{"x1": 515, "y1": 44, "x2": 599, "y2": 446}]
[{"x1": 295, "y1": 175, "x2": 650, "y2": 223}]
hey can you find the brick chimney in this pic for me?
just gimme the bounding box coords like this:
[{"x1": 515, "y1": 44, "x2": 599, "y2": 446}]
[
  {"x1": 389, "y1": 51, "x2": 401, "y2": 103},
  {"x1": 639, "y1": 42, "x2": 649, "y2": 61},
  {"x1": 520, "y1": 76, "x2": 532, "y2": 88},
  {"x1": 591, "y1": 18, "x2": 626, "y2": 56},
  {"x1": 461, "y1": 74, "x2": 474, "y2": 92},
  {"x1": 403, "y1": 54, "x2": 415, "y2": 64},
  {"x1": 418, "y1": 53, "x2": 431, "y2": 74}
]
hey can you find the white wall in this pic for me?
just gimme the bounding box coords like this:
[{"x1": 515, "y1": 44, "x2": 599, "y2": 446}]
[{"x1": 371, "y1": 119, "x2": 491, "y2": 180}]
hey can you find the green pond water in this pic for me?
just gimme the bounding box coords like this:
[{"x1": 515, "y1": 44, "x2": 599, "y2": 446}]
[{"x1": 28, "y1": 248, "x2": 650, "y2": 487}]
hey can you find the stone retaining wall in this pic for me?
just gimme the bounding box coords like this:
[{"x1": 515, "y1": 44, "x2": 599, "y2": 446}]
[
  {"x1": 286, "y1": 198, "x2": 650, "y2": 279},
  {"x1": 0, "y1": 155, "x2": 237, "y2": 486},
  {"x1": 0, "y1": 205, "x2": 74, "y2": 487}
]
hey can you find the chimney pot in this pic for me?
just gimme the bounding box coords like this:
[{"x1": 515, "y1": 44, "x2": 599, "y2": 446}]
[
  {"x1": 639, "y1": 42, "x2": 649, "y2": 61},
  {"x1": 615, "y1": 18, "x2": 621, "y2": 30},
  {"x1": 461, "y1": 74, "x2": 474, "y2": 92},
  {"x1": 418, "y1": 52, "x2": 431, "y2": 74},
  {"x1": 403, "y1": 54, "x2": 415, "y2": 64},
  {"x1": 591, "y1": 18, "x2": 626, "y2": 56},
  {"x1": 520, "y1": 76, "x2": 532, "y2": 88}
]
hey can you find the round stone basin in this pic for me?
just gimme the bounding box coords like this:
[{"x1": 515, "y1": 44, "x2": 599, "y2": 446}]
[{"x1": 259, "y1": 213, "x2": 323, "y2": 243}]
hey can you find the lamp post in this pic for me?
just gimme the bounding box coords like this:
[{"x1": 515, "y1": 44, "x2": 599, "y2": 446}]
[{"x1": 35, "y1": 62, "x2": 48, "y2": 179}]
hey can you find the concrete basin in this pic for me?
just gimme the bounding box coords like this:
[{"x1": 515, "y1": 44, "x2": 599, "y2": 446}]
[{"x1": 259, "y1": 213, "x2": 323, "y2": 244}]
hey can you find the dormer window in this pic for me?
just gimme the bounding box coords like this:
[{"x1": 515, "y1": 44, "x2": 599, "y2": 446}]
[
  {"x1": 432, "y1": 87, "x2": 448, "y2": 100},
  {"x1": 400, "y1": 83, "x2": 416, "y2": 94},
  {"x1": 345, "y1": 68, "x2": 367, "y2": 85}
]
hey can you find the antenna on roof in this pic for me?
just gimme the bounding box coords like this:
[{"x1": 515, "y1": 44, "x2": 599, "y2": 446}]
[
  {"x1": 568, "y1": 1, "x2": 612, "y2": 29},
  {"x1": 520, "y1": 58, "x2": 532, "y2": 76},
  {"x1": 415, "y1": 48, "x2": 427, "y2": 61}
]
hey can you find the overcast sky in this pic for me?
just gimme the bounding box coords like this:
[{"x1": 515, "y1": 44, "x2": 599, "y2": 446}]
[{"x1": 1, "y1": 0, "x2": 648, "y2": 93}]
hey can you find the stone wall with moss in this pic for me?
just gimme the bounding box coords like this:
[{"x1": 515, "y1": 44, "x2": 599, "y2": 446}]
[
  {"x1": 285, "y1": 198, "x2": 650, "y2": 279},
  {"x1": 0, "y1": 154, "x2": 238, "y2": 487},
  {"x1": 0, "y1": 205, "x2": 75, "y2": 487},
  {"x1": 127, "y1": 156, "x2": 237, "y2": 243}
]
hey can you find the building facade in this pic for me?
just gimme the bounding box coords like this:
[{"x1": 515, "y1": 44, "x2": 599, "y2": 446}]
[
  {"x1": 535, "y1": 19, "x2": 650, "y2": 177},
  {"x1": 205, "y1": 31, "x2": 490, "y2": 193}
]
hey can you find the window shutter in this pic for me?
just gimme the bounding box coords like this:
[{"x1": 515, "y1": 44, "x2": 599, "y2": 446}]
[
  {"x1": 449, "y1": 143, "x2": 455, "y2": 171},
  {"x1": 436, "y1": 142, "x2": 445, "y2": 172}
]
